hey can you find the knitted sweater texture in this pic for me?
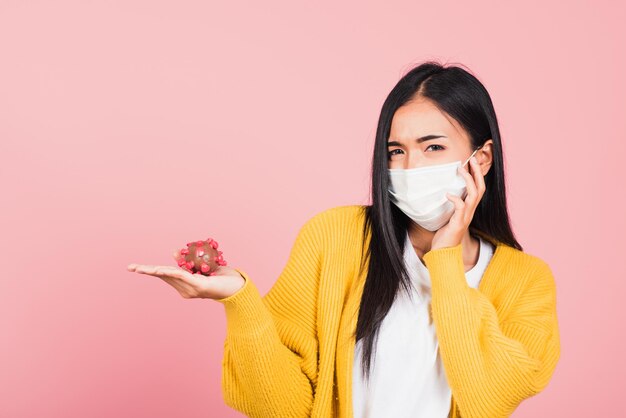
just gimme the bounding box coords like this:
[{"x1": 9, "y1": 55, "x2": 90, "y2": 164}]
[{"x1": 215, "y1": 205, "x2": 561, "y2": 418}]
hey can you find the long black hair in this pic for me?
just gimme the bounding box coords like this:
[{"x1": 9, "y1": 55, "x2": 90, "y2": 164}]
[{"x1": 354, "y1": 60, "x2": 523, "y2": 383}]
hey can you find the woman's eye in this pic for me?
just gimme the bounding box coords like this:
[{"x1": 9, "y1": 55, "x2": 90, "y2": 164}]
[{"x1": 388, "y1": 145, "x2": 444, "y2": 159}]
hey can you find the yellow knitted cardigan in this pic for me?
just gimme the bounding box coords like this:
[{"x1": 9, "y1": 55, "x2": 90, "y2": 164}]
[{"x1": 216, "y1": 205, "x2": 560, "y2": 418}]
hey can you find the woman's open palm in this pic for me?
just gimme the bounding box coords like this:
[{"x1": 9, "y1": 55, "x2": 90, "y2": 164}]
[{"x1": 127, "y1": 249, "x2": 245, "y2": 300}]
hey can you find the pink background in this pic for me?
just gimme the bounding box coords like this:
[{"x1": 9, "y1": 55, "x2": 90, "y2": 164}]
[{"x1": 1, "y1": 0, "x2": 624, "y2": 416}]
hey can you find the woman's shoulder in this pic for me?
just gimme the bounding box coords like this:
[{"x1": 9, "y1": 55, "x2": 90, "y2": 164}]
[
  {"x1": 497, "y1": 243, "x2": 557, "y2": 293},
  {"x1": 297, "y1": 204, "x2": 367, "y2": 247},
  {"x1": 316, "y1": 203, "x2": 366, "y2": 218},
  {"x1": 471, "y1": 227, "x2": 556, "y2": 292},
  {"x1": 304, "y1": 204, "x2": 366, "y2": 229}
]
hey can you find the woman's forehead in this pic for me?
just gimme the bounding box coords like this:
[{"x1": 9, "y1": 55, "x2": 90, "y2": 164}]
[{"x1": 389, "y1": 103, "x2": 469, "y2": 145}]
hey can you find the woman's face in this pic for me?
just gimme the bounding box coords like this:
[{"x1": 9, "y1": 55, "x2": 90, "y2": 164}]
[{"x1": 387, "y1": 97, "x2": 476, "y2": 170}]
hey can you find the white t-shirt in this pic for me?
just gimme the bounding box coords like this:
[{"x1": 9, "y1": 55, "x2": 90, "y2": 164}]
[{"x1": 352, "y1": 231, "x2": 495, "y2": 418}]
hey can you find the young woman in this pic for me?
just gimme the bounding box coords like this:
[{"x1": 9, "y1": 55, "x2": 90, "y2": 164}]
[{"x1": 127, "y1": 61, "x2": 561, "y2": 418}]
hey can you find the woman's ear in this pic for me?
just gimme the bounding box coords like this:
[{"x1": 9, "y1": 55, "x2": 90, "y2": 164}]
[{"x1": 478, "y1": 139, "x2": 494, "y2": 176}]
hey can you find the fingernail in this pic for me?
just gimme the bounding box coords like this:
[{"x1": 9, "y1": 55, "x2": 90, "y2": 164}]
[{"x1": 471, "y1": 156, "x2": 477, "y2": 163}]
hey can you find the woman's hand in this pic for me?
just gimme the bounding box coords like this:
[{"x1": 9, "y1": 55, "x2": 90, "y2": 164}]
[
  {"x1": 431, "y1": 155, "x2": 486, "y2": 250},
  {"x1": 127, "y1": 249, "x2": 246, "y2": 300}
]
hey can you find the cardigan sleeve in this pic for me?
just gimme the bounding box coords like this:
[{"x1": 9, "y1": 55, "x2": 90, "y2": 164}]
[
  {"x1": 423, "y1": 244, "x2": 561, "y2": 418},
  {"x1": 214, "y1": 213, "x2": 324, "y2": 418}
]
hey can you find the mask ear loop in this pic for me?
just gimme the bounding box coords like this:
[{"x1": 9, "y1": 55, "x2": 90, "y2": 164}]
[{"x1": 462, "y1": 144, "x2": 484, "y2": 167}]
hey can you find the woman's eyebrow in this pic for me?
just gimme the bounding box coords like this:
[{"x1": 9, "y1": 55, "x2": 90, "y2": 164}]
[{"x1": 387, "y1": 135, "x2": 447, "y2": 147}]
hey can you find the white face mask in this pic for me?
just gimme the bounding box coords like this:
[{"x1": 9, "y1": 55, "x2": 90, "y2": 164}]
[{"x1": 388, "y1": 148, "x2": 481, "y2": 231}]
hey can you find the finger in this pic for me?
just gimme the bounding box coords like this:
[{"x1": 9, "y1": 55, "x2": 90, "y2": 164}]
[
  {"x1": 465, "y1": 157, "x2": 484, "y2": 223},
  {"x1": 147, "y1": 270, "x2": 196, "y2": 297},
  {"x1": 459, "y1": 163, "x2": 478, "y2": 203},
  {"x1": 172, "y1": 249, "x2": 184, "y2": 264},
  {"x1": 155, "y1": 265, "x2": 197, "y2": 281},
  {"x1": 447, "y1": 192, "x2": 465, "y2": 208},
  {"x1": 127, "y1": 263, "x2": 202, "y2": 298},
  {"x1": 446, "y1": 192, "x2": 466, "y2": 224},
  {"x1": 127, "y1": 263, "x2": 152, "y2": 273},
  {"x1": 470, "y1": 156, "x2": 486, "y2": 194},
  {"x1": 161, "y1": 267, "x2": 211, "y2": 288},
  {"x1": 129, "y1": 264, "x2": 162, "y2": 276},
  {"x1": 128, "y1": 264, "x2": 182, "y2": 279},
  {"x1": 458, "y1": 165, "x2": 479, "y2": 226},
  {"x1": 155, "y1": 267, "x2": 204, "y2": 295}
]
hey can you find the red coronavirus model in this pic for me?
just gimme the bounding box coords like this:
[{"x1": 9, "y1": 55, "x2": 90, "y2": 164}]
[{"x1": 177, "y1": 238, "x2": 227, "y2": 276}]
